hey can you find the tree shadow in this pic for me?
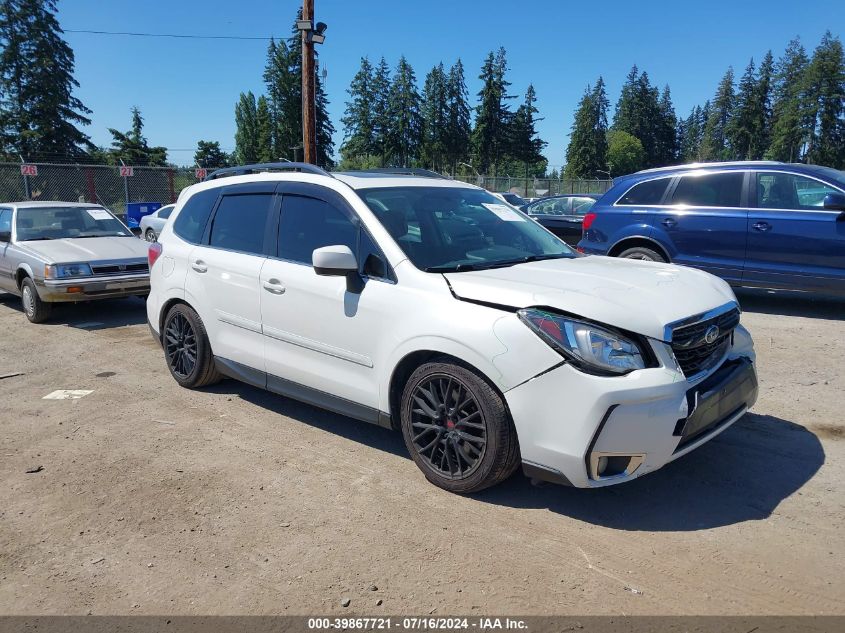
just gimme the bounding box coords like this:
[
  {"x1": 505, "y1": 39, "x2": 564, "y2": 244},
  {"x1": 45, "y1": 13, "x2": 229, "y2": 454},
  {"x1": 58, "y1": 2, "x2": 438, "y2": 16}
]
[
  {"x1": 474, "y1": 413, "x2": 825, "y2": 531},
  {"x1": 736, "y1": 288, "x2": 845, "y2": 320},
  {"x1": 0, "y1": 292, "x2": 147, "y2": 330}
]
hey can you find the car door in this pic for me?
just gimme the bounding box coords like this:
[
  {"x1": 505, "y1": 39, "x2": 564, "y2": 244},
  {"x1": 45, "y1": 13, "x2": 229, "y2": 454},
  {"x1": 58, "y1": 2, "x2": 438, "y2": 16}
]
[
  {"x1": 183, "y1": 183, "x2": 277, "y2": 372},
  {"x1": 745, "y1": 170, "x2": 845, "y2": 294},
  {"x1": 259, "y1": 182, "x2": 395, "y2": 417},
  {"x1": 527, "y1": 198, "x2": 580, "y2": 243},
  {"x1": 0, "y1": 207, "x2": 14, "y2": 292},
  {"x1": 651, "y1": 171, "x2": 749, "y2": 282}
]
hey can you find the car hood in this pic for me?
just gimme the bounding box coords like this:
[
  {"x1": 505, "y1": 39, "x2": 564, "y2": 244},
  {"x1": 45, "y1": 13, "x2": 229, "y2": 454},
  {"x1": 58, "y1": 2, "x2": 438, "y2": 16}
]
[
  {"x1": 443, "y1": 255, "x2": 737, "y2": 341},
  {"x1": 19, "y1": 237, "x2": 149, "y2": 263}
]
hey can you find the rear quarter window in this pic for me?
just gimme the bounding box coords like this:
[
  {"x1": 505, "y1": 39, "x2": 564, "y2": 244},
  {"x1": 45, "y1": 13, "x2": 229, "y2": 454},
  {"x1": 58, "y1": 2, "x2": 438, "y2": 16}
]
[
  {"x1": 616, "y1": 178, "x2": 670, "y2": 205},
  {"x1": 172, "y1": 188, "x2": 220, "y2": 244}
]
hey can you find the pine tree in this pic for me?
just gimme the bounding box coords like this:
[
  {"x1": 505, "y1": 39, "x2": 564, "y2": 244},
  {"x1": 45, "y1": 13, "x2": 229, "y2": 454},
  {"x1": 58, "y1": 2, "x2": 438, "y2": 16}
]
[
  {"x1": 420, "y1": 63, "x2": 448, "y2": 171},
  {"x1": 471, "y1": 48, "x2": 514, "y2": 175},
  {"x1": 655, "y1": 85, "x2": 677, "y2": 165},
  {"x1": 612, "y1": 67, "x2": 663, "y2": 167},
  {"x1": 194, "y1": 141, "x2": 228, "y2": 168},
  {"x1": 727, "y1": 59, "x2": 758, "y2": 160},
  {"x1": 256, "y1": 95, "x2": 273, "y2": 162},
  {"x1": 679, "y1": 105, "x2": 705, "y2": 162},
  {"x1": 234, "y1": 91, "x2": 259, "y2": 164},
  {"x1": 386, "y1": 56, "x2": 422, "y2": 166},
  {"x1": 340, "y1": 56, "x2": 376, "y2": 161},
  {"x1": 767, "y1": 38, "x2": 810, "y2": 162},
  {"x1": 508, "y1": 84, "x2": 547, "y2": 177},
  {"x1": 444, "y1": 59, "x2": 471, "y2": 174},
  {"x1": 371, "y1": 57, "x2": 391, "y2": 165},
  {"x1": 803, "y1": 31, "x2": 845, "y2": 167},
  {"x1": 750, "y1": 51, "x2": 774, "y2": 159},
  {"x1": 0, "y1": 0, "x2": 92, "y2": 160},
  {"x1": 106, "y1": 107, "x2": 166, "y2": 166},
  {"x1": 565, "y1": 78, "x2": 608, "y2": 179},
  {"x1": 701, "y1": 68, "x2": 735, "y2": 161},
  {"x1": 263, "y1": 37, "x2": 298, "y2": 161}
]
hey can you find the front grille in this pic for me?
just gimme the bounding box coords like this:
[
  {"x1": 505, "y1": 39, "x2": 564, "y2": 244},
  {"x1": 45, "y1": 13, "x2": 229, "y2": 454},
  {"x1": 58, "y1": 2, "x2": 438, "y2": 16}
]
[
  {"x1": 671, "y1": 307, "x2": 740, "y2": 378},
  {"x1": 91, "y1": 262, "x2": 149, "y2": 276}
]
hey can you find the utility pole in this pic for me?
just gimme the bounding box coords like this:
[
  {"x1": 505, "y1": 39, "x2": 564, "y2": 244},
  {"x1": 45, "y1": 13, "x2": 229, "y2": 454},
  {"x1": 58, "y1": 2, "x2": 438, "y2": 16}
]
[{"x1": 301, "y1": 0, "x2": 316, "y2": 165}]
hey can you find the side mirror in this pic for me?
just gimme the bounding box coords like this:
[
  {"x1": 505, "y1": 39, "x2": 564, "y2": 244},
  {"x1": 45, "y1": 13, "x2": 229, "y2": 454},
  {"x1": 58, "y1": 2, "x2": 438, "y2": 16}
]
[
  {"x1": 313, "y1": 245, "x2": 358, "y2": 276},
  {"x1": 0, "y1": 230, "x2": 10, "y2": 243},
  {"x1": 822, "y1": 192, "x2": 845, "y2": 212}
]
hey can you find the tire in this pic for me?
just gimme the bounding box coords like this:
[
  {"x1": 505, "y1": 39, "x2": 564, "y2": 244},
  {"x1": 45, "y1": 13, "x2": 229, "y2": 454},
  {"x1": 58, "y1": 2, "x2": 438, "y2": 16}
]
[
  {"x1": 617, "y1": 246, "x2": 667, "y2": 263},
  {"x1": 144, "y1": 229, "x2": 157, "y2": 242},
  {"x1": 399, "y1": 359, "x2": 520, "y2": 494},
  {"x1": 20, "y1": 277, "x2": 52, "y2": 323},
  {"x1": 162, "y1": 303, "x2": 221, "y2": 388}
]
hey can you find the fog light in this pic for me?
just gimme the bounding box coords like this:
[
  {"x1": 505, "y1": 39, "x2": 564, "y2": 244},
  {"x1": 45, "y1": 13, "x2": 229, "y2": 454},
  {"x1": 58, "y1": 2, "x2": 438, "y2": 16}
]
[{"x1": 597, "y1": 456, "x2": 609, "y2": 476}]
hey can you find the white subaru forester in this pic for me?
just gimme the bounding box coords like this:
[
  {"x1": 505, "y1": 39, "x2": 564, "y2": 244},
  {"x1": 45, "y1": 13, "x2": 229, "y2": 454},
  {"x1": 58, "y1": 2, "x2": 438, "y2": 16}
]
[{"x1": 147, "y1": 164, "x2": 758, "y2": 493}]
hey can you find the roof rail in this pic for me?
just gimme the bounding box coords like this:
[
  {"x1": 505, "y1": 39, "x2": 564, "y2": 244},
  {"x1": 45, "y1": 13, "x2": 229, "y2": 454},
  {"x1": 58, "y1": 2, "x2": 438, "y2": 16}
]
[
  {"x1": 344, "y1": 167, "x2": 449, "y2": 179},
  {"x1": 204, "y1": 162, "x2": 333, "y2": 181}
]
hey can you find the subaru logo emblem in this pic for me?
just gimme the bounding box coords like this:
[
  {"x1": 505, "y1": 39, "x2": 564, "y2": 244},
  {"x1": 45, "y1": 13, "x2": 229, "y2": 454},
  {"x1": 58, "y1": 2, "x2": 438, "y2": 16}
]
[{"x1": 704, "y1": 325, "x2": 720, "y2": 344}]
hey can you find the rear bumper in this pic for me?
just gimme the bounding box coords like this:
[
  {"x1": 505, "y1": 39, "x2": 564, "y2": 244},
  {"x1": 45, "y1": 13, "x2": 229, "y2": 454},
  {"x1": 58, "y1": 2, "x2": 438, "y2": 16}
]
[
  {"x1": 37, "y1": 274, "x2": 150, "y2": 302},
  {"x1": 506, "y1": 329, "x2": 758, "y2": 488}
]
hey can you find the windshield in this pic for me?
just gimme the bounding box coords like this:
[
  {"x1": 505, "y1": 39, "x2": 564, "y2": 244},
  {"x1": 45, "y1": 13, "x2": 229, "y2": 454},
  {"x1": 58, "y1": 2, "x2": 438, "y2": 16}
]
[
  {"x1": 15, "y1": 207, "x2": 130, "y2": 241},
  {"x1": 812, "y1": 166, "x2": 845, "y2": 190},
  {"x1": 359, "y1": 186, "x2": 576, "y2": 272}
]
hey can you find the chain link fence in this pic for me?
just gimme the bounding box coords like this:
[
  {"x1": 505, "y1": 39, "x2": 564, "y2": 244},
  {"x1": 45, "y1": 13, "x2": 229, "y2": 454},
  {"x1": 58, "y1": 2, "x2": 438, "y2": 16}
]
[{"x1": 0, "y1": 163, "x2": 614, "y2": 218}]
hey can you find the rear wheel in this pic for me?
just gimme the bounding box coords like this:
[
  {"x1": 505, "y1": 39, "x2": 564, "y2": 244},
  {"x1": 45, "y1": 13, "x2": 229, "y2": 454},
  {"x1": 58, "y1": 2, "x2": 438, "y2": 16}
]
[
  {"x1": 20, "y1": 277, "x2": 52, "y2": 323},
  {"x1": 617, "y1": 245, "x2": 667, "y2": 263},
  {"x1": 162, "y1": 304, "x2": 221, "y2": 388},
  {"x1": 400, "y1": 359, "x2": 520, "y2": 494},
  {"x1": 144, "y1": 229, "x2": 157, "y2": 242}
]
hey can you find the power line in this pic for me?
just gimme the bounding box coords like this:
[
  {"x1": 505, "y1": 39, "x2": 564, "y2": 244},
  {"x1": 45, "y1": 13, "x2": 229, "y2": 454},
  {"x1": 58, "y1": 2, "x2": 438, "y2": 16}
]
[{"x1": 64, "y1": 29, "x2": 278, "y2": 41}]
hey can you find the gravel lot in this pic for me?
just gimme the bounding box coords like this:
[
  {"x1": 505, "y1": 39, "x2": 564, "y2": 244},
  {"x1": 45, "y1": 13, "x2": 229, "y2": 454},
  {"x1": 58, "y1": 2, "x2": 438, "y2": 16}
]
[{"x1": 0, "y1": 289, "x2": 843, "y2": 615}]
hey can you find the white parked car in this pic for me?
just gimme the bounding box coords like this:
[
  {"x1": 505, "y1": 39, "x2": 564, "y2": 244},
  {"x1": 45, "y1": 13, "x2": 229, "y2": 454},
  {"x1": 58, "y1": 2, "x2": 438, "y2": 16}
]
[
  {"x1": 147, "y1": 164, "x2": 758, "y2": 493},
  {"x1": 139, "y1": 204, "x2": 175, "y2": 242}
]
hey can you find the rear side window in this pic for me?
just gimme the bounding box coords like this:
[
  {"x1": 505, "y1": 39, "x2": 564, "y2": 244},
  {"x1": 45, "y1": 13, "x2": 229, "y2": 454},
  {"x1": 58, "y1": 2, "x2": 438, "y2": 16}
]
[
  {"x1": 278, "y1": 195, "x2": 357, "y2": 264},
  {"x1": 616, "y1": 178, "x2": 670, "y2": 205},
  {"x1": 571, "y1": 197, "x2": 597, "y2": 215},
  {"x1": 159, "y1": 206, "x2": 174, "y2": 219},
  {"x1": 209, "y1": 194, "x2": 273, "y2": 255},
  {"x1": 172, "y1": 188, "x2": 219, "y2": 243},
  {"x1": 671, "y1": 172, "x2": 744, "y2": 207}
]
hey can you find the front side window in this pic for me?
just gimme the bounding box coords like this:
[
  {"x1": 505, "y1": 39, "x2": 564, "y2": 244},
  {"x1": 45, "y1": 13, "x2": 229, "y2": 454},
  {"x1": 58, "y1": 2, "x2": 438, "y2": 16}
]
[
  {"x1": 757, "y1": 172, "x2": 841, "y2": 210},
  {"x1": 671, "y1": 172, "x2": 744, "y2": 207},
  {"x1": 278, "y1": 195, "x2": 358, "y2": 264},
  {"x1": 616, "y1": 178, "x2": 670, "y2": 205},
  {"x1": 208, "y1": 194, "x2": 273, "y2": 255},
  {"x1": 359, "y1": 186, "x2": 574, "y2": 272},
  {"x1": 15, "y1": 207, "x2": 129, "y2": 241},
  {"x1": 173, "y1": 188, "x2": 219, "y2": 244}
]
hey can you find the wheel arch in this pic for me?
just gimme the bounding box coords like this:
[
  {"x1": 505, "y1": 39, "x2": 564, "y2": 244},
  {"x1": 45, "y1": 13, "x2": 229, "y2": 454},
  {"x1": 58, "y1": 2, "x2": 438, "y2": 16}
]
[
  {"x1": 158, "y1": 297, "x2": 193, "y2": 334},
  {"x1": 608, "y1": 235, "x2": 671, "y2": 261},
  {"x1": 15, "y1": 263, "x2": 35, "y2": 289}
]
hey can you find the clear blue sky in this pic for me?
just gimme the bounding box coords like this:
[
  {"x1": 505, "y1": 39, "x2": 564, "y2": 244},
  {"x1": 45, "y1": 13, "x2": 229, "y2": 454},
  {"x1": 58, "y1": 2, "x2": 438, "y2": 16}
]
[{"x1": 57, "y1": 0, "x2": 844, "y2": 169}]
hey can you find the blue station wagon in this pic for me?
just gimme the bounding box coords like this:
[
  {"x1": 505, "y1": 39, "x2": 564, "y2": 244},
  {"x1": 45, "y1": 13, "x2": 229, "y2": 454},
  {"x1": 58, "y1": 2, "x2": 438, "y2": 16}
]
[{"x1": 578, "y1": 161, "x2": 845, "y2": 296}]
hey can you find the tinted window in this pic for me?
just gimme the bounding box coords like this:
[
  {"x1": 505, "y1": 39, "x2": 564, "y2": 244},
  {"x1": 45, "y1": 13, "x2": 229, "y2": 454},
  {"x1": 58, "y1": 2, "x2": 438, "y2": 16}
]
[
  {"x1": 208, "y1": 194, "x2": 273, "y2": 255},
  {"x1": 0, "y1": 209, "x2": 11, "y2": 238},
  {"x1": 173, "y1": 188, "x2": 219, "y2": 244},
  {"x1": 159, "y1": 206, "x2": 174, "y2": 219},
  {"x1": 757, "y1": 172, "x2": 840, "y2": 210},
  {"x1": 571, "y1": 197, "x2": 597, "y2": 215},
  {"x1": 359, "y1": 229, "x2": 389, "y2": 279},
  {"x1": 278, "y1": 195, "x2": 357, "y2": 264},
  {"x1": 617, "y1": 178, "x2": 670, "y2": 205},
  {"x1": 671, "y1": 172, "x2": 743, "y2": 207},
  {"x1": 528, "y1": 198, "x2": 569, "y2": 215}
]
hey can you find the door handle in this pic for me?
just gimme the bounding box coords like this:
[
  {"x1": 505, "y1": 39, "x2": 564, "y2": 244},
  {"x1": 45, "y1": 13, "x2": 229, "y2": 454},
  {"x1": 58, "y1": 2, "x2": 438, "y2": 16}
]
[
  {"x1": 262, "y1": 279, "x2": 286, "y2": 295},
  {"x1": 752, "y1": 221, "x2": 772, "y2": 232},
  {"x1": 191, "y1": 260, "x2": 208, "y2": 273},
  {"x1": 661, "y1": 218, "x2": 677, "y2": 228}
]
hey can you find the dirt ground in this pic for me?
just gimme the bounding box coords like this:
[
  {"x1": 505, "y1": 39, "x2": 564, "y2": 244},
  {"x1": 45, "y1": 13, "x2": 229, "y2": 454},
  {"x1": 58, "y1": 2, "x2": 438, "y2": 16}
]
[{"x1": 0, "y1": 289, "x2": 843, "y2": 616}]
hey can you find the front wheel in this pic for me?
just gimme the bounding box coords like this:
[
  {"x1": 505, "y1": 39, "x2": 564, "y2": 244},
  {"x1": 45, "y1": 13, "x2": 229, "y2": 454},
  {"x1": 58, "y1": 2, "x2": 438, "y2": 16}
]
[
  {"x1": 400, "y1": 359, "x2": 520, "y2": 494},
  {"x1": 21, "y1": 277, "x2": 52, "y2": 323},
  {"x1": 162, "y1": 303, "x2": 221, "y2": 388},
  {"x1": 617, "y1": 246, "x2": 667, "y2": 263}
]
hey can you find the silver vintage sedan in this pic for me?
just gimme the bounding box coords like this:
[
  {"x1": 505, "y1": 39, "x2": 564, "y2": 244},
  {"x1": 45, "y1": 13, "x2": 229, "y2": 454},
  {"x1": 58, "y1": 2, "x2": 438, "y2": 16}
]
[{"x1": 0, "y1": 201, "x2": 150, "y2": 323}]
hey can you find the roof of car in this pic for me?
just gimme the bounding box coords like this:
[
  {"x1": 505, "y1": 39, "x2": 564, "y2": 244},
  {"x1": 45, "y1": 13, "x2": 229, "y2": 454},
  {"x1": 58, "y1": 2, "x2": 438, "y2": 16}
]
[
  {"x1": 5, "y1": 200, "x2": 104, "y2": 209},
  {"x1": 634, "y1": 160, "x2": 787, "y2": 175},
  {"x1": 333, "y1": 172, "x2": 479, "y2": 190}
]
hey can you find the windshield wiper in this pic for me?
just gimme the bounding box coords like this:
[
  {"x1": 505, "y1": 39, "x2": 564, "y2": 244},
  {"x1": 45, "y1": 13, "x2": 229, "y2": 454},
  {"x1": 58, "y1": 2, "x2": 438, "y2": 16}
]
[
  {"x1": 425, "y1": 254, "x2": 571, "y2": 273},
  {"x1": 424, "y1": 263, "x2": 487, "y2": 273},
  {"x1": 74, "y1": 233, "x2": 120, "y2": 238},
  {"x1": 21, "y1": 236, "x2": 54, "y2": 241}
]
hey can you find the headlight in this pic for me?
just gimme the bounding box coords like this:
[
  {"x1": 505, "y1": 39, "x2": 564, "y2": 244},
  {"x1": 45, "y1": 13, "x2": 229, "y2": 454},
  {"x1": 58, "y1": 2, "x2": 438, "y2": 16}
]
[
  {"x1": 45, "y1": 263, "x2": 93, "y2": 278},
  {"x1": 518, "y1": 308, "x2": 646, "y2": 375}
]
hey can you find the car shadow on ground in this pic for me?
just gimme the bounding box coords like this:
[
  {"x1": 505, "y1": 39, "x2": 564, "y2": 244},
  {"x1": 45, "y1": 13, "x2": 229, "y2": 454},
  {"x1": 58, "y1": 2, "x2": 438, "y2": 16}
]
[
  {"x1": 0, "y1": 292, "x2": 148, "y2": 330},
  {"x1": 736, "y1": 288, "x2": 845, "y2": 320},
  {"x1": 474, "y1": 413, "x2": 825, "y2": 531},
  {"x1": 202, "y1": 379, "x2": 825, "y2": 532}
]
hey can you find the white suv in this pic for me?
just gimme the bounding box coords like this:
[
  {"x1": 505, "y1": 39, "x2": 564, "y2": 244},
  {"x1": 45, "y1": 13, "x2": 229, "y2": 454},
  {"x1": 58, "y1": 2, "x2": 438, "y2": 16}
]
[{"x1": 147, "y1": 164, "x2": 758, "y2": 493}]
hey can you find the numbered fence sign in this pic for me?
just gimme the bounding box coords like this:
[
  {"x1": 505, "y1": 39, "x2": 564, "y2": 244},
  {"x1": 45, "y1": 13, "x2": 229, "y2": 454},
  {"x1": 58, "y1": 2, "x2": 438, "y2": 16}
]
[
  {"x1": 20, "y1": 164, "x2": 37, "y2": 177},
  {"x1": 119, "y1": 166, "x2": 134, "y2": 177},
  {"x1": 195, "y1": 168, "x2": 207, "y2": 180}
]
